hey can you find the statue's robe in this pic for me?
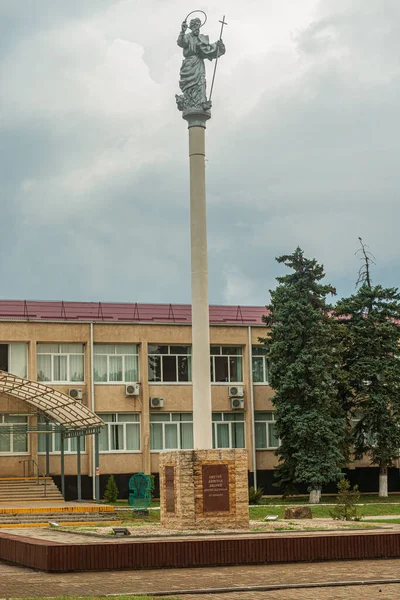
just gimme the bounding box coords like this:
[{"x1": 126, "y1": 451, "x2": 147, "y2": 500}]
[{"x1": 177, "y1": 33, "x2": 224, "y2": 106}]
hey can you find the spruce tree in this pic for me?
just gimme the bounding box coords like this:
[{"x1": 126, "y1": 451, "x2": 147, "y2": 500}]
[
  {"x1": 335, "y1": 241, "x2": 400, "y2": 497},
  {"x1": 261, "y1": 248, "x2": 346, "y2": 503}
]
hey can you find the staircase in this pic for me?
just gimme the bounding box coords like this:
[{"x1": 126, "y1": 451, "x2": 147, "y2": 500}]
[{"x1": 0, "y1": 477, "x2": 64, "y2": 502}]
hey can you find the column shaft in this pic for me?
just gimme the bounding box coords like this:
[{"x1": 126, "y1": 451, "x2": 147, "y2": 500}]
[{"x1": 189, "y1": 125, "x2": 212, "y2": 449}]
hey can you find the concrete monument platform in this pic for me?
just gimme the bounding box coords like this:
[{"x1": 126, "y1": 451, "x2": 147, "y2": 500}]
[{"x1": 159, "y1": 449, "x2": 249, "y2": 529}]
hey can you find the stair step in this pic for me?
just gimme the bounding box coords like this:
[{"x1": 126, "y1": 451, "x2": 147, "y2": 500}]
[{"x1": 0, "y1": 477, "x2": 63, "y2": 502}]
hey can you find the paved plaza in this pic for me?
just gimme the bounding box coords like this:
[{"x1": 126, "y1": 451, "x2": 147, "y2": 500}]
[{"x1": 1, "y1": 557, "x2": 400, "y2": 598}]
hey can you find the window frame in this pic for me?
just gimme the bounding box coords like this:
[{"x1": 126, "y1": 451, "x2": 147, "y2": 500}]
[
  {"x1": 150, "y1": 412, "x2": 193, "y2": 451},
  {"x1": 0, "y1": 342, "x2": 28, "y2": 378},
  {"x1": 98, "y1": 413, "x2": 141, "y2": 453},
  {"x1": 252, "y1": 346, "x2": 271, "y2": 385},
  {"x1": 212, "y1": 412, "x2": 246, "y2": 449},
  {"x1": 148, "y1": 345, "x2": 192, "y2": 384},
  {"x1": 93, "y1": 344, "x2": 139, "y2": 385},
  {"x1": 254, "y1": 411, "x2": 279, "y2": 450},
  {"x1": 36, "y1": 343, "x2": 85, "y2": 384},
  {"x1": 210, "y1": 346, "x2": 243, "y2": 385},
  {"x1": 0, "y1": 414, "x2": 29, "y2": 455}
]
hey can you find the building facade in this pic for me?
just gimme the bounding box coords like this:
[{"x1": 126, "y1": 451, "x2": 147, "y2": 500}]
[{"x1": 0, "y1": 300, "x2": 389, "y2": 499}]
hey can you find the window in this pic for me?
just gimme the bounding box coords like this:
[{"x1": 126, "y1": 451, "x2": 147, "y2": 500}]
[
  {"x1": 0, "y1": 415, "x2": 28, "y2": 454},
  {"x1": 252, "y1": 346, "x2": 271, "y2": 384},
  {"x1": 37, "y1": 343, "x2": 84, "y2": 383},
  {"x1": 94, "y1": 345, "x2": 138, "y2": 383},
  {"x1": 212, "y1": 412, "x2": 245, "y2": 449},
  {"x1": 150, "y1": 413, "x2": 193, "y2": 450},
  {"x1": 38, "y1": 419, "x2": 86, "y2": 454},
  {"x1": 210, "y1": 346, "x2": 243, "y2": 383},
  {"x1": 0, "y1": 343, "x2": 27, "y2": 378},
  {"x1": 255, "y1": 412, "x2": 279, "y2": 449},
  {"x1": 99, "y1": 413, "x2": 140, "y2": 452},
  {"x1": 148, "y1": 345, "x2": 191, "y2": 383}
]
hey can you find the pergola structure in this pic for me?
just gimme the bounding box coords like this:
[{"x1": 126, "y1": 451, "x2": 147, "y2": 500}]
[{"x1": 0, "y1": 370, "x2": 104, "y2": 501}]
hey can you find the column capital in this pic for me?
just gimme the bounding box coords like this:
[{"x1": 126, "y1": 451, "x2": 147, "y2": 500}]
[{"x1": 183, "y1": 108, "x2": 211, "y2": 129}]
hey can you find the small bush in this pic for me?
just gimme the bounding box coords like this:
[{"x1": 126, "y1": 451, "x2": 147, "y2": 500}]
[
  {"x1": 104, "y1": 474, "x2": 119, "y2": 504},
  {"x1": 249, "y1": 486, "x2": 264, "y2": 505},
  {"x1": 330, "y1": 477, "x2": 362, "y2": 521}
]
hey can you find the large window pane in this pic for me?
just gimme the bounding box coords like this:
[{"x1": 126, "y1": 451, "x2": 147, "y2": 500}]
[
  {"x1": 109, "y1": 356, "x2": 123, "y2": 382},
  {"x1": 255, "y1": 422, "x2": 267, "y2": 448},
  {"x1": 13, "y1": 429, "x2": 28, "y2": 452},
  {"x1": 126, "y1": 424, "x2": 140, "y2": 450},
  {"x1": 9, "y1": 343, "x2": 27, "y2": 378},
  {"x1": 53, "y1": 355, "x2": 68, "y2": 381},
  {"x1": 180, "y1": 422, "x2": 193, "y2": 449},
  {"x1": 214, "y1": 356, "x2": 229, "y2": 382},
  {"x1": 268, "y1": 423, "x2": 279, "y2": 447},
  {"x1": 252, "y1": 357, "x2": 264, "y2": 383},
  {"x1": 148, "y1": 355, "x2": 161, "y2": 382},
  {"x1": 94, "y1": 356, "x2": 107, "y2": 382},
  {"x1": 232, "y1": 422, "x2": 245, "y2": 448},
  {"x1": 0, "y1": 433, "x2": 10, "y2": 452},
  {"x1": 165, "y1": 423, "x2": 178, "y2": 449},
  {"x1": 99, "y1": 426, "x2": 109, "y2": 451},
  {"x1": 178, "y1": 356, "x2": 191, "y2": 382},
  {"x1": 229, "y1": 357, "x2": 242, "y2": 382},
  {"x1": 150, "y1": 423, "x2": 163, "y2": 450},
  {"x1": 162, "y1": 356, "x2": 177, "y2": 382},
  {"x1": 216, "y1": 423, "x2": 230, "y2": 448},
  {"x1": 37, "y1": 355, "x2": 51, "y2": 382},
  {"x1": 124, "y1": 355, "x2": 138, "y2": 382},
  {"x1": 110, "y1": 424, "x2": 124, "y2": 449},
  {"x1": 70, "y1": 354, "x2": 84, "y2": 382}
]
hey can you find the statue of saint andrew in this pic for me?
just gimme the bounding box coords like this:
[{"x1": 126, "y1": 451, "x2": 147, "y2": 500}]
[{"x1": 176, "y1": 17, "x2": 225, "y2": 112}]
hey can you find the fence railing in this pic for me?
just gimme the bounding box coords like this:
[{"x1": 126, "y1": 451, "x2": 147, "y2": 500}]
[{"x1": 19, "y1": 459, "x2": 47, "y2": 497}]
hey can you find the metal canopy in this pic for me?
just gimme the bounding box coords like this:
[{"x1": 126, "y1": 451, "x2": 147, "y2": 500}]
[{"x1": 0, "y1": 370, "x2": 104, "y2": 435}]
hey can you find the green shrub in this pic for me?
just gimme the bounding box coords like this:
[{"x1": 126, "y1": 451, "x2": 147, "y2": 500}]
[
  {"x1": 330, "y1": 477, "x2": 362, "y2": 521},
  {"x1": 104, "y1": 474, "x2": 119, "y2": 504},
  {"x1": 249, "y1": 486, "x2": 264, "y2": 505}
]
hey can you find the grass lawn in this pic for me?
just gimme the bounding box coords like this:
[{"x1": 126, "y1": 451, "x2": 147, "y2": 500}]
[
  {"x1": 249, "y1": 502, "x2": 400, "y2": 520},
  {"x1": 260, "y1": 494, "x2": 400, "y2": 505},
  {"x1": 21, "y1": 597, "x2": 174, "y2": 600}
]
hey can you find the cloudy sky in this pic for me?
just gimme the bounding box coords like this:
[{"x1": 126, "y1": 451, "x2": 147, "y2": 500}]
[{"x1": 1, "y1": 0, "x2": 399, "y2": 307}]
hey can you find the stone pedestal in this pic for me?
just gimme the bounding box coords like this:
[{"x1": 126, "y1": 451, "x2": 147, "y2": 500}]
[{"x1": 159, "y1": 449, "x2": 249, "y2": 529}]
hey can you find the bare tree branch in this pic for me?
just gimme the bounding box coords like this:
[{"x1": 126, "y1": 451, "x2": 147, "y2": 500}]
[{"x1": 355, "y1": 237, "x2": 376, "y2": 288}]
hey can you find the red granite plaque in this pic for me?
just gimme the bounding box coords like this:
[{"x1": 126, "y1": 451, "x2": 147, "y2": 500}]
[
  {"x1": 202, "y1": 464, "x2": 230, "y2": 512},
  {"x1": 165, "y1": 466, "x2": 175, "y2": 513}
]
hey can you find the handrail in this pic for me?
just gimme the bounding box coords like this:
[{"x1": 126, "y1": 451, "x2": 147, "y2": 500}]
[{"x1": 19, "y1": 459, "x2": 47, "y2": 497}]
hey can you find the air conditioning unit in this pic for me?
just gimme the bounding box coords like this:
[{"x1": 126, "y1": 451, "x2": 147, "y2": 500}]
[
  {"x1": 228, "y1": 385, "x2": 244, "y2": 398},
  {"x1": 68, "y1": 388, "x2": 83, "y2": 400},
  {"x1": 231, "y1": 397, "x2": 244, "y2": 410},
  {"x1": 125, "y1": 383, "x2": 140, "y2": 397},
  {"x1": 150, "y1": 397, "x2": 164, "y2": 408}
]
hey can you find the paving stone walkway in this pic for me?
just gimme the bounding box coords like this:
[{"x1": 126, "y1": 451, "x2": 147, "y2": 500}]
[{"x1": 1, "y1": 557, "x2": 400, "y2": 598}]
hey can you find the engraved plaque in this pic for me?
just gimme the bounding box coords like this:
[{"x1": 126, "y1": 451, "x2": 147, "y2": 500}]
[
  {"x1": 202, "y1": 464, "x2": 230, "y2": 513},
  {"x1": 165, "y1": 466, "x2": 175, "y2": 513}
]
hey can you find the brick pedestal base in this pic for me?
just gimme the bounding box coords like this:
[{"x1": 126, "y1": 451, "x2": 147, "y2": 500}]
[{"x1": 159, "y1": 449, "x2": 249, "y2": 529}]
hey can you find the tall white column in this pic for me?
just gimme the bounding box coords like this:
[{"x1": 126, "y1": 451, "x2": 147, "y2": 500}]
[{"x1": 184, "y1": 111, "x2": 212, "y2": 450}]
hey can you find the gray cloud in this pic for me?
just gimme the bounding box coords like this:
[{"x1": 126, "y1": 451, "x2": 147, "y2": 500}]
[{"x1": 0, "y1": 0, "x2": 399, "y2": 306}]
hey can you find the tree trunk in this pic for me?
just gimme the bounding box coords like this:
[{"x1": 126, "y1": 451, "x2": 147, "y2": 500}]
[
  {"x1": 379, "y1": 464, "x2": 388, "y2": 497},
  {"x1": 309, "y1": 488, "x2": 321, "y2": 504}
]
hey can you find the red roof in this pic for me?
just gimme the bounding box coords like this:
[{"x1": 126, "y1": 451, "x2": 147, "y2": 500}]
[{"x1": 0, "y1": 300, "x2": 267, "y2": 326}]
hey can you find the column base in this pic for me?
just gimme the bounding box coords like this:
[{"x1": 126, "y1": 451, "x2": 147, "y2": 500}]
[{"x1": 159, "y1": 449, "x2": 249, "y2": 530}]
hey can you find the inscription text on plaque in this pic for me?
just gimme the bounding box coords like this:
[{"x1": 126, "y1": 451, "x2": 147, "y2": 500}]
[{"x1": 202, "y1": 464, "x2": 230, "y2": 513}]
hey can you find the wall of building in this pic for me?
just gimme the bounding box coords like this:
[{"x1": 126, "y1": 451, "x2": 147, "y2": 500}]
[{"x1": 0, "y1": 318, "x2": 393, "y2": 498}]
